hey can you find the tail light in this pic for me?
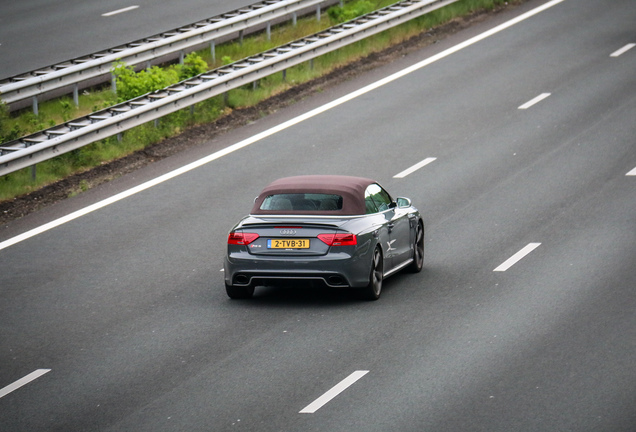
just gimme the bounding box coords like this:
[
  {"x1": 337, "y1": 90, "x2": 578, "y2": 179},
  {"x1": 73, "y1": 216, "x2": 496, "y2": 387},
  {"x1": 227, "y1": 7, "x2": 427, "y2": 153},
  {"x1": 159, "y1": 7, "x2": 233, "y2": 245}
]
[
  {"x1": 317, "y1": 233, "x2": 357, "y2": 246},
  {"x1": 228, "y1": 232, "x2": 259, "y2": 245}
]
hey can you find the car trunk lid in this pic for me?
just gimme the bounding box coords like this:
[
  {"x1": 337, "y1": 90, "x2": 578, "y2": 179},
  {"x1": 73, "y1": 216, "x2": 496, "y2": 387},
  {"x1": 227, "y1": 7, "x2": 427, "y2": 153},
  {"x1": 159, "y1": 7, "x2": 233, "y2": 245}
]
[{"x1": 236, "y1": 217, "x2": 353, "y2": 256}]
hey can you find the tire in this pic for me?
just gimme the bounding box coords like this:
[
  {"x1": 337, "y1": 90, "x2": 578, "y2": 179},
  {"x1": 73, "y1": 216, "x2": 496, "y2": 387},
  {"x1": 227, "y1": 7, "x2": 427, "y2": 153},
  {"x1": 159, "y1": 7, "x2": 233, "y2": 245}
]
[
  {"x1": 361, "y1": 247, "x2": 383, "y2": 301},
  {"x1": 408, "y1": 222, "x2": 424, "y2": 273},
  {"x1": 225, "y1": 282, "x2": 254, "y2": 299}
]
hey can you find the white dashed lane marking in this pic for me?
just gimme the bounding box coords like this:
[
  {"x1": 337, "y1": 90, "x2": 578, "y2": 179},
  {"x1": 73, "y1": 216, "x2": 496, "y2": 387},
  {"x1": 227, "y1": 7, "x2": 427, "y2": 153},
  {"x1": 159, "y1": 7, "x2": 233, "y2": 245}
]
[
  {"x1": 299, "y1": 370, "x2": 369, "y2": 414},
  {"x1": 0, "y1": 369, "x2": 51, "y2": 399},
  {"x1": 494, "y1": 243, "x2": 541, "y2": 272},
  {"x1": 610, "y1": 43, "x2": 635, "y2": 57},
  {"x1": 102, "y1": 5, "x2": 139, "y2": 17},
  {"x1": 518, "y1": 93, "x2": 551, "y2": 110},
  {"x1": 393, "y1": 157, "x2": 437, "y2": 179}
]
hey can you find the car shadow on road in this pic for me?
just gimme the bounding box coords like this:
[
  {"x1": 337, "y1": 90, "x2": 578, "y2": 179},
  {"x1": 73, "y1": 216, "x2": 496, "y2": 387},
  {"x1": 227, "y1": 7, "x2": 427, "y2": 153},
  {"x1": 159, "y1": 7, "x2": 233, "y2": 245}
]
[
  {"x1": 223, "y1": 267, "x2": 437, "y2": 308},
  {"x1": 249, "y1": 282, "x2": 365, "y2": 307}
]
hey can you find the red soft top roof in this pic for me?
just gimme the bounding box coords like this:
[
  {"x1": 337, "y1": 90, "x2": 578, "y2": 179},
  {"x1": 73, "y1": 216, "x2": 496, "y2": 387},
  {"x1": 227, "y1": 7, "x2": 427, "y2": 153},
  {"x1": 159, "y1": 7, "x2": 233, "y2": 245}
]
[{"x1": 250, "y1": 175, "x2": 376, "y2": 216}]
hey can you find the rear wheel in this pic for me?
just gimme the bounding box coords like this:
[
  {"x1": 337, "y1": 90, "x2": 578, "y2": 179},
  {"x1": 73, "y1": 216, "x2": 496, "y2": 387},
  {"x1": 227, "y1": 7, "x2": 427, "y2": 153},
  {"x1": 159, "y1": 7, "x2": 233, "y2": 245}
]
[
  {"x1": 408, "y1": 222, "x2": 424, "y2": 273},
  {"x1": 361, "y1": 247, "x2": 383, "y2": 301},
  {"x1": 225, "y1": 282, "x2": 254, "y2": 299}
]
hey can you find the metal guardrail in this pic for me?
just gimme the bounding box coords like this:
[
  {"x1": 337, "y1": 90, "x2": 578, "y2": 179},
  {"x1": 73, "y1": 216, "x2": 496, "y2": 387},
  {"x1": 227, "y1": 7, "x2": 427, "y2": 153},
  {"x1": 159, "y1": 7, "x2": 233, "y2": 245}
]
[
  {"x1": 0, "y1": 0, "x2": 325, "y2": 110},
  {"x1": 0, "y1": 0, "x2": 457, "y2": 176}
]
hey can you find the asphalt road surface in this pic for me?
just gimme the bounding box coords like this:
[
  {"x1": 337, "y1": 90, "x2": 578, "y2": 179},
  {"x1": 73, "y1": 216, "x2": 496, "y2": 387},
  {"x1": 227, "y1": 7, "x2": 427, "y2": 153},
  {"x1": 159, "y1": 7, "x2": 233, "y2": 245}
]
[
  {"x1": 0, "y1": 0, "x2": 256, "y2": 79},
  {"x1": 1, "y1": 0, "x2": 635, "y2": 430}
]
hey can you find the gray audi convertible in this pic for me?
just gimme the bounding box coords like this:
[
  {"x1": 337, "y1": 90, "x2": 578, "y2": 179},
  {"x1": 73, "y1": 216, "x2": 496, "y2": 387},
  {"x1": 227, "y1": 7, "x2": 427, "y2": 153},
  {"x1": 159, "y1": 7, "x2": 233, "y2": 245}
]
[{"x1": 224, "y1": 175, "x2": 424, "y2": 300}]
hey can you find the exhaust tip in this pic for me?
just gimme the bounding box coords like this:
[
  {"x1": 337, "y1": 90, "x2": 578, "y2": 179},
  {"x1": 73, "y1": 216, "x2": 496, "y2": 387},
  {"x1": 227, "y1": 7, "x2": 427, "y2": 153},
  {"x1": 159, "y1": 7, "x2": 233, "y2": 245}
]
[
  {"x1": 327, "y1": 276, "x2": 345, "y2": 286},
  {"x1": 235, "y1": 275, "x2": 250, "y2": 285}
]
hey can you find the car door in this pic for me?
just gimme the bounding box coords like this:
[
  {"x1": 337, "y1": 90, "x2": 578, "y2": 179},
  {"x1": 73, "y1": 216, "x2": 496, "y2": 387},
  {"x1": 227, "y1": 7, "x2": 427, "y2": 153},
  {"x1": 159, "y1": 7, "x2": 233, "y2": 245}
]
[
  {"x1": 388, "y1": 200, "x2": 413, "y2": 268},
  {"x1": 364, "y1": 184, "x2": 411, "y2": 272}
]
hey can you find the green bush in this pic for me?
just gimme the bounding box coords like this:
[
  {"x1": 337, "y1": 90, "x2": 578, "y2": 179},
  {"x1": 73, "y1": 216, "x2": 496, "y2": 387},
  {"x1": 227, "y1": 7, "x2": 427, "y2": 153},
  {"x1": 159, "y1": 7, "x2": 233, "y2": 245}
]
[
  {"x1": 111, "y1": 53, "x2": 208, "y2": 102},
  {"x1": 177, "y1": 52, "x2": 209, "y2": 80},
  {"x1": 328, "y1": 0, "x2": 376, "y2": 24},
  {"x1": 112, "y1": 62, "x2": 179, "y2": 102}
]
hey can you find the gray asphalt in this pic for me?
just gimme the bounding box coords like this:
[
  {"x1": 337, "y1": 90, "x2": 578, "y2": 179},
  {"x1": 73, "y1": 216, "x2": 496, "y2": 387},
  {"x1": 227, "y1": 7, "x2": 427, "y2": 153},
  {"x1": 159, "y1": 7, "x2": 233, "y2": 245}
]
[
  {"x1": 0, "y1": 0, "x2": 252, "y2": 79},
  {"x1": 1, "y1": 0, "x2": 636, "y2": 430}
]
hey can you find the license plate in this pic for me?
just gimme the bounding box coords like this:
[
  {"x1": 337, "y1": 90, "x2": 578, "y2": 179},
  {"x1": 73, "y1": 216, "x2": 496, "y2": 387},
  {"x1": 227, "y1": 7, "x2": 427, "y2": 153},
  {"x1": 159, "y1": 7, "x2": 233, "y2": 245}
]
[{"x1": 268, "y1": 239, "x2": 310, "y2": 249}]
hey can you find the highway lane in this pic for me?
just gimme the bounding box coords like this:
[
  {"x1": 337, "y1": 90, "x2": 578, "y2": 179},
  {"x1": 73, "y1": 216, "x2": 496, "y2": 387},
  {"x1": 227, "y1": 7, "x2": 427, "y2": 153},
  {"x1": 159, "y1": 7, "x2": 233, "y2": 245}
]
[
  {"x1": 1, "y1": 0, "x2": 636, "y2": 430},
  {"x1": 0, "y1": 0, "x2": 256, "y2": 79}
]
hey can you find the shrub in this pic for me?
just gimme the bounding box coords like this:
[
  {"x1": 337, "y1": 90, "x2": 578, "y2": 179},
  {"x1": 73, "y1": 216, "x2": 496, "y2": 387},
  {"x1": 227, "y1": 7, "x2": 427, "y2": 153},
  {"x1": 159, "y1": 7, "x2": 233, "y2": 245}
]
[
  {"x1": 328, "y1": 0, "x2": 375, "y2": 24},
  {"x1": 177, "y1": 52, "x2": 209, "y2": 80},
  {"x1": 111, "y1": 53, "x2": 208, "y2": 102},
  {"x1": 112, "y1": 62, "x2": 180, "y2": 102}
]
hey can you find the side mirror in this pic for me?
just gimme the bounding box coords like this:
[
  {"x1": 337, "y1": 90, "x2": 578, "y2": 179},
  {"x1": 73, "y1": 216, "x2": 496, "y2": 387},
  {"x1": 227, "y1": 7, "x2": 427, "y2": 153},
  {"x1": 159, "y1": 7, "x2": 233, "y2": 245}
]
[{"x1": 396, "y1": 197, "x2": 411, "y2": 208}]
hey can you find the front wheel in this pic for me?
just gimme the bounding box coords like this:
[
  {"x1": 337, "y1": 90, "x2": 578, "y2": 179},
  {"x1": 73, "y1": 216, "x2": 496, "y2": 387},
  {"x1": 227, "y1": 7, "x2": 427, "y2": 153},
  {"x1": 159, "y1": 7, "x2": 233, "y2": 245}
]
[
  {"x1": 408, "y1": 222, "x2": 424, "y2": 273},
  {"x1": 225, "y1": 282, "x2": 254, "y2": 299},
  {"x1": 361, "y1": 247, "x2": 383, "y2": 301}
]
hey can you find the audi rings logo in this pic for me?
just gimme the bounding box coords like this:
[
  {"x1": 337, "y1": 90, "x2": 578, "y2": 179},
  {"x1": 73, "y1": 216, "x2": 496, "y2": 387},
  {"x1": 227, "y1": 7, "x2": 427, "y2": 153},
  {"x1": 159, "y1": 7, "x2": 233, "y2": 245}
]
[{"x1": 280, "y1": 229, "x2": 297, "y2": 235}]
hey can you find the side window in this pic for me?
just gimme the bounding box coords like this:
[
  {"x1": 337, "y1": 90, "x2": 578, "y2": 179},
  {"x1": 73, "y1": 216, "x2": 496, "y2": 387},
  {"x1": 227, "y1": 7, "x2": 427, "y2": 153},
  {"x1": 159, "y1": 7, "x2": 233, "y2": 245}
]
[
  {"x1": 364, "y1": 189, "x2": 378, "y2": 214},
  {"x1": 365, "y1": 184, "x2": 393, "y2": 213}
]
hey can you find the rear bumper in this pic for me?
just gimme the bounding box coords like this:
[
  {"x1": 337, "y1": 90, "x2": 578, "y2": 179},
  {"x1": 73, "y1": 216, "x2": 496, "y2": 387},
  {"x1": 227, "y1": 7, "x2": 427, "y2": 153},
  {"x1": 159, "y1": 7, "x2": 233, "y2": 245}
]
[{"x1": 224, "y1": 250, "x2": 371, "y2": 288}]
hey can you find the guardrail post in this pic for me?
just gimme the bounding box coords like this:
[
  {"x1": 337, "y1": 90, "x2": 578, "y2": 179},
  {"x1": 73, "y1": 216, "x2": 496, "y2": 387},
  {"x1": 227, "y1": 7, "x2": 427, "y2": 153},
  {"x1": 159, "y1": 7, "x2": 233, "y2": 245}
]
[
  {"x1": 266, "y1": 22, "x2": 271, "y2": 41},
  {"x1": 316, "y1": 5, "x2": 321, "y2": 21},
  {"x1": 31, "y1": 164, "x2": 36, "y2": 181},
  {"x1": 293, "y1": 12, "x2": 297, "y2": 26},
  {"x1": 211, "y1": 41, "x2": 216, "y2": 63},
  {"x1": 239, "y1": 30, "x2": 244, "y2": 46},
  {"x1": 32, "y1": 96, "x2": 38, "y2": 115},
  {"x1": 111, "y1": 73, "x2": 117, "y2": 94},
  {"x1": 179, "y1": 51, "x2": 185, "y2": 64},
  {"x1": 73, "y1": 83, "x2": 79, "y2": 107},
  {"x1": 282, "y1": 69, "x2": 287, "y2": 82}
]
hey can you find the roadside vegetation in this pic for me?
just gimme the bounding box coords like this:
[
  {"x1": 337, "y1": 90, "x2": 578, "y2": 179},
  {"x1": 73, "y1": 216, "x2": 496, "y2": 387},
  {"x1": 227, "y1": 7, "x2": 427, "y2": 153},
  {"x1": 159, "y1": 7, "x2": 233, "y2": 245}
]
[{"x1": 0, "y1": 0, "x2": 516, "y2": 202}]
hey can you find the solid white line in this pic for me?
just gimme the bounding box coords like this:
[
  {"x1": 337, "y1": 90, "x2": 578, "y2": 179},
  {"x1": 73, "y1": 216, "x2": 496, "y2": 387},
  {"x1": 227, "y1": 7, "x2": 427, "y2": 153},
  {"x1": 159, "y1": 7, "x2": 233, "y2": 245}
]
[
  {"x1": 518, "y1": 93, "x2": 551, "y2": 109},
  {"x1": 102, "y1": 5, "x2": 139, "y2": 17},
  {"x1": 0, "y1": 0, "x2": 566, "y2": 252},
  {"x1": 0, "y1": 369, "x2": 51, "y2": 399},
  {"x1": 393, "y1": 157, "x2": 437, "y2": 178},
  {"x1": 626, "y1": 167, "x2": 636, "y2": 176},
  {"x1": 494, "y1": 243, "x2": 541, "y2": 272},
  {"x1": 299, "y1": 370, "x2": 369, "y2": 413},
  {"x1": 610, "y1": 43, "x2": 635, "y2": 57}
]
